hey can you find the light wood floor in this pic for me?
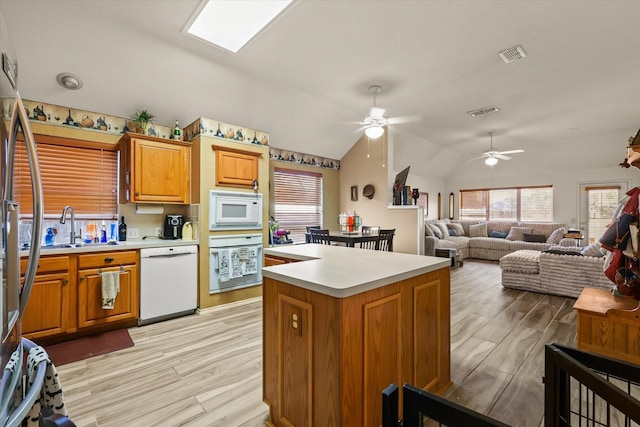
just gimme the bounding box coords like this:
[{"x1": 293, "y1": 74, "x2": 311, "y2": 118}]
[{"x1": 56, "y1": 260, "x2": 578, "y2": 427}]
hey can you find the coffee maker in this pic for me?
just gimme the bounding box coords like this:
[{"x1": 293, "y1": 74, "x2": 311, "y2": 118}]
[{"x1": 163, "y1": 214, "x2": 184, "y2": 239}]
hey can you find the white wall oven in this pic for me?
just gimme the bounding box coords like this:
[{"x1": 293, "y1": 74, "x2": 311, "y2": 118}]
[
  {"x1": 209, "y1": 190, "x2": 262, "y2": 231},
  {"x1": 209, "y1": 234, "x2": 262, "y2": 293}
]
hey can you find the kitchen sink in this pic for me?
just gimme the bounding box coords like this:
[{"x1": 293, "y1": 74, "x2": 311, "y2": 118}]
[{"x1": 25, "y1": 241, "x2": 122, "y2": 250}]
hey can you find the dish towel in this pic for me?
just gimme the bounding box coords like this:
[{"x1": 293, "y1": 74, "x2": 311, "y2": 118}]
[
  {"x1": 101, "y1": 271, "x2": 120, "y2": 309},
  {"x1": 24, "y1": 345, "x2": 69, "y2": 426}
]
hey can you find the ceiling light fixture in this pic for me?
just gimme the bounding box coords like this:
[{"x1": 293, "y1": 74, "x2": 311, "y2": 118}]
[
  {"x1": 365, "y1": 124, "x2": 384, "y2": 139},
  {"x1": 185, "y1": 0, "x2": 294, "y2": 54},
  {"x1": 485, "y1": 156, "x2": 498, "y2": 166},
  {"x1": 56, "y1": 72, "x2": 83, "y2": 90}
]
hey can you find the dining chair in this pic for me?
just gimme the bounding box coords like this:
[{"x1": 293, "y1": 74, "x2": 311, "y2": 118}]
[
  {"x1": 309, "y1": 228, "x2": 331, "y2": 245},
  {"x1": 305, "y1": 225, "x2": 321, "y2": 243},
  {"x1": 361, "y1": 225, "x2": 380, "y2": 235},
  {"x1": 359, "y1": 225, "x2": 380, "y2": 249},
  {"x1": 378, "y1": 229, "x2": 395, "y2": 252}
]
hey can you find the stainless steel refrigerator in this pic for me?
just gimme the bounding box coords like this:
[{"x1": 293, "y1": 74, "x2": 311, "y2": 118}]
[{"x1": 0, "y1": 9, "x2": 45, "y2": 427}]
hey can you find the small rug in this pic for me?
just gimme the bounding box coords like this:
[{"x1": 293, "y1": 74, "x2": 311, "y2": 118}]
[{"x1": 44, "y1": 329, "x2": 134, "y2": 366}]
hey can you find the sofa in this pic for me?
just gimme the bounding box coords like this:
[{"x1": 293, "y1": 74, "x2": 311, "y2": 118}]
[
  {"x1": 499, "y1": 246, "x2": 612, "y2": 298},
  {"x1": 425, "y1": 219, "x2": 576, "y2": 261}
]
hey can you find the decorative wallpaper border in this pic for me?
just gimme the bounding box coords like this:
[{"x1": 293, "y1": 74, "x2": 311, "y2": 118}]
[
  {"x1": 269, "y1": 147, "x2": 340, "y2": 170},
  {"x1": 184, "y1": 117, "x2": 270, "y2": 147},
  {"x1": 9, "y1": 99, "x2": 176, "y2": 139},
  {"x1": 2, "y1": 99, "x2": 341, "y2": 169}
]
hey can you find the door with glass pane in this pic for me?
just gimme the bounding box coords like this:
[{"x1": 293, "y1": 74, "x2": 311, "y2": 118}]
[{"x1": 580, "y1": 182, "x2": 628, "y2": 244}]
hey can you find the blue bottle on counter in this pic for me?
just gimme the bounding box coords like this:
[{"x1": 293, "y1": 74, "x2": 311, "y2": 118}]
[{"x1": 45, "y1": 227, "x2": 55, "y2": 246}]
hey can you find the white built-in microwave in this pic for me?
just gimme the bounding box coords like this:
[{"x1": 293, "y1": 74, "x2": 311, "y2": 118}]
[{"x1": 209, "y1": 190, "x2": 263, "y2": 230}]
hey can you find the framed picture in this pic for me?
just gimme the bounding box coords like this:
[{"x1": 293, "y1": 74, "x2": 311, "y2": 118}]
[{"x1": 351, "y1": 185, "x2": 358, "y2": 201}]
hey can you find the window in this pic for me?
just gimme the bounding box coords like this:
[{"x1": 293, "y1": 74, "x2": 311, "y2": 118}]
[
  {"x1": 460, "y1": 186, "x2": 553, "y2": 222},
  {"x1": 273, "y1": 168, "x2": 323, "y2": 243},
  {"x1": 585, "y1": 186, "x2": 620, "y2": 244},
  {"x1": 15, "y1": 134, "x2": 118, "y2": 220}
]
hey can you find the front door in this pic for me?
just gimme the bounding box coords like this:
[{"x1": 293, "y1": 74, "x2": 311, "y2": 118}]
[{"x1": 579, "y1": 181, "x2": 629, "y2": 244}]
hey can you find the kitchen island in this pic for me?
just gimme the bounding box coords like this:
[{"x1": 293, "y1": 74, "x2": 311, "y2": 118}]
[{"x1": 262, "y1": 244, "x2": 451, "y2": 427}]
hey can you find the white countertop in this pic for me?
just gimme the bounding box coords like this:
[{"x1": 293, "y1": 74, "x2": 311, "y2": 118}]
[
  {"x1": 20, "y1": 238, "x2": 199, "y2": 256},
  {"x1": 263, "y1": 244, "x2": 449, "y2": 298}
]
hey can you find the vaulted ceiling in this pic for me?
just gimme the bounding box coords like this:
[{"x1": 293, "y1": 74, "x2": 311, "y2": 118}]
[{"x1": 3, "y1": 1, "x2": 639, "y2": 178}]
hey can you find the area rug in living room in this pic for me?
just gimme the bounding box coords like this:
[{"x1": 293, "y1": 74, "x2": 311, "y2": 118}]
[{"x1": 44, "y1": 329, "x2": 134, "y2": 366}]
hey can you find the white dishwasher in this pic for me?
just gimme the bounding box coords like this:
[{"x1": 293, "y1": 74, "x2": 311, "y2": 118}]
[{"x1": 139, "y1": 245, "x2": 198, "y2": 325}]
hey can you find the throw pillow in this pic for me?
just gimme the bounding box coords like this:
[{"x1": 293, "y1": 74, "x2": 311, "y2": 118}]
[
  {"x1": 425, "y1": 223, "x2": 435, "y2": 238},
  {"x1": 447, "y1": 223, "x2": 465, "y2": 236},
  {"x1": 428, "y1": 224, "x2": 442, "y2": 239},
  {"x1": 543, "y1": 249, "x2": 583, "y2": 256},
  {"x1": 505, "y1": 226, "x2": 533, "y2": 241},
  {"x1": 449, "y1": 229, "x2": 458, "y2": 237},
  {"x1": 488, "y1": 230, "x2": 508, "y2": 239},
  {"x1": 523, "y1": 233, "x2": 546, "y2": 243},
  {"x1": 581, "y1": 242, "x2": 605, "y2": 257},
  {"x1": 469, "y1": 223, "x2": 488, "y2": 238},
  {"x1": 435, "y1": 222, "x2": 449, "y2": 240},
  {"x1": 546, "y1": 227, "x2": 565, "y2": 244}
]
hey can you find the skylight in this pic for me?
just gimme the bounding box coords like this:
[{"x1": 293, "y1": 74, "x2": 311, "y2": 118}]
[{"x1": 185, "y1": 0, "x2": 294, "y2": 54}]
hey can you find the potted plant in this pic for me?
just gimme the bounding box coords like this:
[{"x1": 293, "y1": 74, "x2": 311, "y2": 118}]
[{"x1": 130, "y1": 110, "x2": 155, "y2": 135}]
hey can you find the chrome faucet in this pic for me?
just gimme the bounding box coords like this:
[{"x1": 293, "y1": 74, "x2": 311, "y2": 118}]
[{"x1": 60, "y1": 206, "x2": 81, "y2": 245}]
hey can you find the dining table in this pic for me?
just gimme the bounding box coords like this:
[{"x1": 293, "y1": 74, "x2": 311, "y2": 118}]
[{"x1": 326, "y1": 230, "x2": 379, "y2": 247}]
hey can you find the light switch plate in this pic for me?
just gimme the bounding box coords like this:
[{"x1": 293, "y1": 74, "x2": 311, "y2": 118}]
[{"x1": 127, "y1": 228, "x2": 139, "y2": 239}]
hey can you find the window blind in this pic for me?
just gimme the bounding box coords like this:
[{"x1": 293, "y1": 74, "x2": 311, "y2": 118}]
[
  {"x1": 273, "y1": 168, "x2": 323, "y2": 243},
  {"x1": 15, "y1": 134, "x2": 118, "y2": 219}
]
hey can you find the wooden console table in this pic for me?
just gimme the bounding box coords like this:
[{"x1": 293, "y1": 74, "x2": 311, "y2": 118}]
[{"x1": 574, "y1": 287, "x2": 640, "y2": 364}]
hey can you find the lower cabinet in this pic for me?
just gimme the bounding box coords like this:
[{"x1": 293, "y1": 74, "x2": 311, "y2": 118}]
[
  {"x1": 22, "y1": 256, "x2": 73, "y2": 339},
  {"x1": 77, "y1": 251, "x2": 139, "y2": 328},
  {"x1": 22, "y1": 250, "x2": 139, "y2": 341},
  {"x1": 264, "y1": 255, "x2": 300, "y2": 267}
]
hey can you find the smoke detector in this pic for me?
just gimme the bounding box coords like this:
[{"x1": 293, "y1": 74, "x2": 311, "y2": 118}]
[
  {"x1": 498, "y1": 45, "x2": 527, "y2": 63},
  {"x1": 56, "y1": 72, "x2": 83, "y2": 90},
  {"x1": 467, "y1": 105, "x2": 499, "y2": 118}
]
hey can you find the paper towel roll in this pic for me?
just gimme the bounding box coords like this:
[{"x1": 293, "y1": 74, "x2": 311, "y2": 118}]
[{"x1": 135, "y1": 204, "x2": 164, "y2": 215}]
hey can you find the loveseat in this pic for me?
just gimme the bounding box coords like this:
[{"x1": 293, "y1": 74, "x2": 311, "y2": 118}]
[
  {"x1": 425, "y1": 219, "x2": 577, "y2": 261},
  {"x1": 499, "y1": 247, "x2": 611, "y2": 298}
]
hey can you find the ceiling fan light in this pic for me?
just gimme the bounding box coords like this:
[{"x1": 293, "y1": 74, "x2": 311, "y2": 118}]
[
  {"x1": 485, "y1": 156, "x2": 498, "y2": 166},
  {"x1": 365, "y1": 125, "x2": 384, "y2": 139}
]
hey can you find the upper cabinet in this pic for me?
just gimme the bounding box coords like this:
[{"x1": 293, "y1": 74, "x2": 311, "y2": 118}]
[
  {"x1": 119, "y1": 133, "x2": 191, "y2": 204},
  {"x1": 213, "y1": 144, "x2": 262, "y2": 188}
]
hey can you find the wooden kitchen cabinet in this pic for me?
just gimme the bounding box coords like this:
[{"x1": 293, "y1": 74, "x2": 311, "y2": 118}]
[
  {"x1": 22, "y1": 255, "x2": 74, "y2": 340},
  {"x1": 77, "y1": 250, "x2": 139, "y2": 329},
  {"x1": 119, "y1": 133, "x2": 191, "y2": 204},
  {"x1": 213, "y1": 145, "x2": 261, "y2": 188},
  {"x1": 263, "y1": 267, "x2": 450, "y2": 426},
  {"x1": 264, "y1": 255, "x2": 300, "y2": 266}
]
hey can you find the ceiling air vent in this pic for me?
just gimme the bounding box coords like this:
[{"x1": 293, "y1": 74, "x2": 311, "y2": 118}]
[
  {"x1": 467, "y1": 105, "x2": 499, "y2": 118},
  {"x1": 498, "y1": 45, "x2": 527, "y2": 63}
]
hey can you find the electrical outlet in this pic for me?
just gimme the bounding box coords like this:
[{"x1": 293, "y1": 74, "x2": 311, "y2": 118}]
[
  {"x1": 127, "y1": 228, "x2": 139, "y2": 239},
  {"x1": 155, "y1": 227, "x2": 161, "y2": 237}
]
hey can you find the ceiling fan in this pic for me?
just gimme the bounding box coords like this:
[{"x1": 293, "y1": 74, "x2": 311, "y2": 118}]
[
  {"x1": 356, "y1": 85, "x2": 420, "y2": 139},
  {"x1": 467, "y1": 132, "x2": 524, "y2": 166}
]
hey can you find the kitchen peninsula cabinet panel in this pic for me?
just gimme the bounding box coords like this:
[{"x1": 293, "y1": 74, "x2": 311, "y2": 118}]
[
  {"x1": 77, "y1": 251, "x2": 139, "y2": 328},
  {"x1": 213, "y1": 145, "x2": 260, "y2": 188},
  {"x1": 21, "y1": 256, "x2": 73, "y2": 340},
  {"x1": 263, "y1": 267, "x2": 450, "y2": 426},
  {"x1": 119, "y1": 133, "x2": 191, "y2": 204}
]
